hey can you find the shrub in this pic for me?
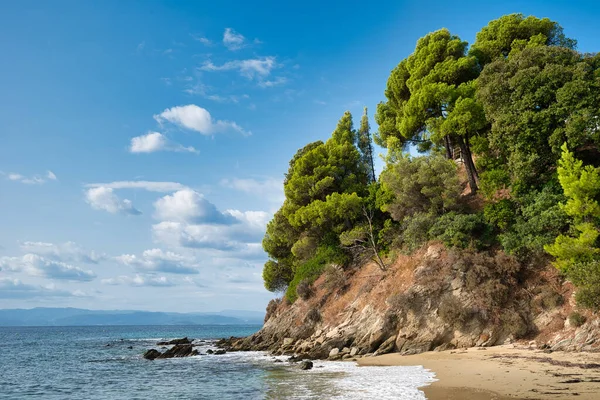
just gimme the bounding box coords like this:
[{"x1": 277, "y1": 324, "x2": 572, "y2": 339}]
[
  {"x1": 575, "y1": 285, "x2": 600, "y2": 310},
  {"x1": 479, "y1": 168, "x2": 511, "y2": 200},
  {"x1": 304, "y1": 308, "x2": 322, "y2": 324},
  {"x1": 285, "y1": 245, "x2": 348, "y2": 302},
  {"x1": 500, "y1": 310, "x2": 529, "y2": 338},
  {"x1": 323, "y1": 264, "x2": 346, "y2": 291},
  {"x1": 438, "y1": 294, "x2": 472, "y2": 329},
  {"x1": 484, "y1": 199, "x2": 515, "y2": 231},
  {"x1": 379, "y1": 155, "x2": 461, "y2": 222},
  {"x1": 568, "y1": 312, "x2": 587, "y2": 328},
  {"x1": 430, "y1": 212, "x2": 491, "y2": 249},
  {"x1": 400, "y1": 212, "x2": 437, "y2": 253},
  {"x1": 296, "y1": 279, "x2": 314, "y2": 300},
  {"x1": 265, "y1": 298, "x2": 281, "y2": 322}
]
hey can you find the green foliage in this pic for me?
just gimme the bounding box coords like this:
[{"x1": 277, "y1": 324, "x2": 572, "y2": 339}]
[
  {"x1": 430, "y1": 212, "x2": 491, "y2": 249},
  {"x1": 285, "y1": 246, "x2": 348, "y2": 302},
  {"x1": 262, "y1": 260, "x2": 294, "y2": 292},
  {"x1": 379, "y1": 155, "x2": 461, "y2": 221},
  {"x1": 477, "y1": 46, "x2": 600, "y2": 191},
  {"x1": 498, "y1": 185, "x2": 568, "y2": 259},
  {"x1": 296, "y1": 279, "x2": 314, "y2": 301},
  {"x1": 484, "y1": 199, "x2": 515, "y2": 231},
  {"x1": 479, "y1": 169, "x2": 511, "y2": 200},
  {"x1": 545, "y1": 145, "x2": 600, "y2": 273},
  {"x1": 469, "y1": 13, "x2": 576, "y2": 66},
  {"x1": 400, "y1": 212, "x2": 437, "y2": 253},
  {"x1": 568, "y1": 312, "x2": 587, "y2": 327},
  {"x1": 358, "y1": 107, "x2": 376, "y2": 183}
]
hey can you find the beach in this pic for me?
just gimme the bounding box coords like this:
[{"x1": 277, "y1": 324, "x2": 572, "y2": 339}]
[{"x1": 357, "y1": 345, "x2": 600, "y2": 399}]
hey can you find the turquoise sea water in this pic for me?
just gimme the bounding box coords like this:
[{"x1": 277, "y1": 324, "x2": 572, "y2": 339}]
[{"x1": 0, "y1": 325, "x2": 435, "y2": 399}]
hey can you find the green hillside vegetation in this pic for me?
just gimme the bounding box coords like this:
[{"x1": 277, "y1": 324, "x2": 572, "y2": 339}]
[{"x1": 262, "y1": 13, "x2": 600, "y2": 307}]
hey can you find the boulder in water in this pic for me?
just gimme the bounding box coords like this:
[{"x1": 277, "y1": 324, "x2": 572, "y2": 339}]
[
  {"x1": 143, "y1": 349, "x2": 161, "y2": 360},
  {"x1": 299, "y1": 360, "x2": 313, "y2": 370},
  {"x1": 156, "y1": 337, "x2": 192, "y2": 346}
]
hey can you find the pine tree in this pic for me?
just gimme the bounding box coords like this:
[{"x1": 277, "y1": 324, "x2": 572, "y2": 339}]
[{"x1": 358, "y1": 107, "x2": 376, "y2": 183}]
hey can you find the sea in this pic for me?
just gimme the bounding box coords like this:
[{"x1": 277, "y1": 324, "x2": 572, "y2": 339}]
[{"x1": 0, "y1": 325, "x2": 436, "y2": 399}]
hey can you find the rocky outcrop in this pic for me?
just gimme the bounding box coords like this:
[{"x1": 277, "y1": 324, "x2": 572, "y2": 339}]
[
  {"x1": 156, "y1": 337, "x2": 192, "y2": 346},
  {"x1": 143, "y1": 344, "x2": 199, "y2": 360},
  {"x1": 220, "y1": 245, "x2": 598, "y2": 360}
]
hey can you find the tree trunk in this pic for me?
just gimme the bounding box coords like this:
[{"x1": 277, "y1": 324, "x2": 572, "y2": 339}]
[
  {"x1": 464, "y1": 135, "x2": 479, "y2": 180},
  {"x1": 456, "y1": 135, "x2": 478, "y2": 194},
  {"x1": 443, "y1": 135, "x2": 453, "y2": 160}
]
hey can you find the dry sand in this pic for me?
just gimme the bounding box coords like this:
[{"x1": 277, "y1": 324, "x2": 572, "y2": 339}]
[{"x1": 357, "y1": 345, "x2": 600, "y2": 399}]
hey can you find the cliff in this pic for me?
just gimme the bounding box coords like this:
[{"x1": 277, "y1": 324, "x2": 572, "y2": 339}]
[{"x1": 222, "y1": 244, "x2": 599, "y2": 359}]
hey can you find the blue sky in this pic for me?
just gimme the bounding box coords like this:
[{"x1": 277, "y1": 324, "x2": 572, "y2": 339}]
[{"x1": 0, "y1": 0, "x2": 598, "y2": 312}]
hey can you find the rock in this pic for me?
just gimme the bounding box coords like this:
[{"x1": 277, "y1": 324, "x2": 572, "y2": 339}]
[
  {"x1": 329, "y1": 348, "x2": 340, "y2": 358},
  {"x1": 273, "y1": 359, "x2": 283, "y2": 363},
  {"x1": 206, "y1": 349, "x2": 214, "y2": 354},
  {"x1": 283, "y1": 338, "x2": 294, "y2": 347},
  {"x1": 156, "y1": 344, "x2": 198, "y2": 359},
  {"x1": 157, "y1": 337, "x2": 192, "y2": 346},
  {"x1": 375, "y1": 336, "x2": 397, "y2": 355},
  {"x1": 127, "y1": 346, "x2": 133, "y2": 349},
  {"x1": 341, "y1": 347, "x2": 350, "y2": 354},
  {"x1": 350, "y1": 347, "x2": 359, "y2": 356},
  {"x1": 214, "y1": 349, "x2": 226, "y2": 355},
  {"x1": 433, "y1": 343, "x2": 455, "y2": 352},
  {"x1": 299, "y1": 360, "x2": 313, "y2": 370},
  {"x1": 143, "y1": 349, "x2": 161, "y2": 360},
  {"x1": 342, "y1": 354, "x2": 354, "y2": 360}
]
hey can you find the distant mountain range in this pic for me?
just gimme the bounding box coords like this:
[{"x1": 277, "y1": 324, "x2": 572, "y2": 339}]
[{"x1": 0, "y1": 307, "x2": 265, "y2": 326}]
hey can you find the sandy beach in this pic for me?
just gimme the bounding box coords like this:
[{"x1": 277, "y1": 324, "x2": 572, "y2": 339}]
[{"x1": 357, "y1": 345, "x2": 600, "y2": 399}]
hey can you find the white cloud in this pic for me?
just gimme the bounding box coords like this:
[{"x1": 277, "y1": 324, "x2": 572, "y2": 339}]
[
  {"x1": 0, "y1": 278, "x2": 80, "y2": 299},
  {"x1": 199, "y1": 57, "x2": 278, "y2": 79},
  {"x1": 0, "y1": 254, "x2": 96, "y2": 281},
  {"x1": 153, "y1": 189, "x2": 238, "y2": 225},
  {"x1": 19, "y1": 241, "x2": 105, "y2": 264},
  {"x1": 129, "y1": 131, "x2": 198, "y2": 154},
  {"x1": 154, "y1": 104, "x2": 250, "y2": 136},
  {"x1": 223, "y1": 28, "x2": 246, "y2": 50},
  {"x1": 85, "y1": 187, "x2": 141, "y2": 215},
  {"x1": 101, "y1": 274, "x2": 175, "y2": 287},
  {"x1": 85, "y1": 181, "x2": 186, "y2": 193},
  {"x1": 258, "y1": 77, "x2": 288, "y2": 88},
  {"x1": 4, "y1": 171, "x2": 57, "y2": 185},
  {"x1": 191, "y1": 34, "x2": 212, "y2": 46},
  {"x1": 114, "y1": 248, "x2": 200, "y2": 274},
  {"x1": 152, "y1": 205, "x2": 270, "y2": 253},
  {"x1": 220, "y1": 178, "x2": 284, "y2": 203}
]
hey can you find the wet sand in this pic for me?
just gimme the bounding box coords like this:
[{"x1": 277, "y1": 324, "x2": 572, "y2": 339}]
[{"x1": 357, "y1": 345, "x2": 600, "y2": 399}]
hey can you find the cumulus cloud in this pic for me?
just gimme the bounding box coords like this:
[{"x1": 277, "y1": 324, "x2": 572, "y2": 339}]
[
  {"x1": 19, "y1": 241, "x2": 105, "y2": 264},
  {"x1": 0, "y1": 254, "x2": 96, "y2": 281},
  {"x1": 101, "y1": 274, "x2": 174, "y2": 287},
  {"x1": 85, "y1": 187, "x2": 141, "y2": 215},
  {"x1": 199, "y1": 57, "x2": 278, "y2": 79},
  {"x1": 3, "y1": 170, "x2": 57, "y2": 184},
  {"x1": 154, "y1": 104, "x2": 250, "y2": 136},
  {"x1": 0, "y1": 278, "x2": 81, "y2": 299},
  {"x1": 220, "y1": 177, "x2": 284, "y2": 202},
  {"x1": 223, "y1": 28, "x2": 245, "y2": 50},
  {"x1": 153, "y1": 189, "x2": 238, "y2": 225},
  {"x1": 129, "y1": 132, "x2": 198, "y2": 154},
  {"x1": 152, "y1": 209, "x2": 270, "y2": 252},
  {"x1": 85, "y1": 181, "x2": 186, "y2": 193},
  {"x1": 114, "y1": 248, "x2": 200, "y2": 274}
]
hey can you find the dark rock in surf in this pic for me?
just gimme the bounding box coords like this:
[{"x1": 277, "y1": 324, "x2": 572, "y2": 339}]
[
  {"x1": 156, "y1": 337, "x2": 192, "y2": 346},
  {"x1": 156, "y1": 344, "x2": 198, "y2": 359},
  {"x1": 299, "y1": 360, "x2": 313, "y2": 370},
  {"x1": 143, "y1": 349, "x2": 161, "y2": 360}
]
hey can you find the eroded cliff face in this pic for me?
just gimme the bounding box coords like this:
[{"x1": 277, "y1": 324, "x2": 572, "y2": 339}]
[{"x1": 222, "y1": 245, "x2": 598, "y2": 359}]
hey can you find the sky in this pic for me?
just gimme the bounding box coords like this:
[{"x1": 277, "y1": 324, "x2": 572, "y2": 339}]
[{"x1": 0, "y1": 0, "x2": 598, "y2": 312}]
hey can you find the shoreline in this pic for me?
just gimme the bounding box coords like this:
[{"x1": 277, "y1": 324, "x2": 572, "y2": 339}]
[{"x1": 357, "y1": 345, "x2": 600, "y2": 399}]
